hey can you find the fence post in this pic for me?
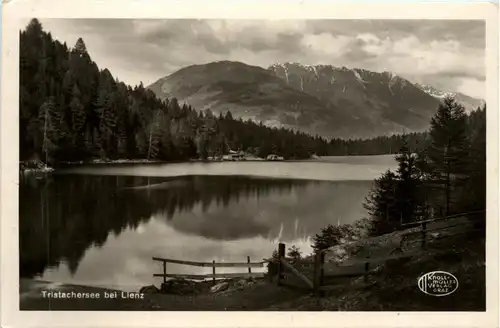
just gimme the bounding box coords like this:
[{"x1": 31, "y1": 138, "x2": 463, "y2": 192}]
[
  {"x1": 313, "y1": 252, "x2": 321, "y2": 295},
  {"x1": 421, "y1": 222, "x2": 427, "y2": 249},
  {"x1": 319, "y1": 250, "x2": 325, "y2": 286},
  {"x1": 247, "y1": 256, "x2": 251, "y2": 274},
  {"x1": 163, "y1": 261, "x2": 167, "y2": 284},
  {"x1": 277, "y1": 243, "x2": 285, "y2": 286},
  {"x1": 212, "y1": 260, "x2": 216, "y2": 284},
  {"x1": 314, "y1": 251, "x2": 325, "y2": 297}
]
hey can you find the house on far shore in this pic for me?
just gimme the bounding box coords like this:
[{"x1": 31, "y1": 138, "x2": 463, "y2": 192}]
[
  {"x1": 266, "y1": 154, "x2": 284, "y2": 161},
  {"x1": 223, "y1": 150, "x2": 246, "y2": 161}
]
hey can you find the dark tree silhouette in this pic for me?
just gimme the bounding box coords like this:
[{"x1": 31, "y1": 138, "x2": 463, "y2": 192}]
[
  {"x1": 364, "y1": 99, "x2": 486, "y2": 236},
  {"x1": 426, "y1": 96, "x2": 469, "y2": 215}
]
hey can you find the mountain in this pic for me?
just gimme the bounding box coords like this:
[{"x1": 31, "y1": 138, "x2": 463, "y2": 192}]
[
  {"x1": 148, "y1": 61, "x2": 349, "y2": 137},
  {"x1": 148, "y1": 61, "x2": 473, "y2": 138},
  {"x1": 415, "y1": 83, "x2": 485, "y2": 112},
  {"x1": 267, "y1": 62, "x2": 446, "y2": 136}
]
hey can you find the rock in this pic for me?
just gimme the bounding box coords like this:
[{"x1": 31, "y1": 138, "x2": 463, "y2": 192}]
[
  {"x1": 389, "y1": 247, "x2": 403, "y2": 256},
  {"x1": 139, "y1": 285, "x2": 159, "y2": 294},
  {"x1": 20, "y1": 159, "x2": 54, "y2": 174},
  {"x1": 245, "y1": 277, "x2": 255, "y2": 284},
  {"x1": 160, "y1": 281, "x2": 172, "y2": 293},
  {"x1": 353, "y1": 276, "x2": 365, "y2": 284},
  {"x1": 160, "y1": 278, "x2": 199, "y2": 295},
  {"x1": 210, "y1": 281, "x2": 229, "y2": 293},
  {"x1": 230, "y1": 279, "x2": 248, "y2": 291},
  {"x1": 371, "y1": 265, "x2": 383, "y2": 274}
]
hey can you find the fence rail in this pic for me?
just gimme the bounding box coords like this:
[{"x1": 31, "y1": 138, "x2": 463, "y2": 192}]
[
  {"x1": 153, "y1": 272, "x2": 264, "y2": 280},
  {"x1": 280, "y1": 259, "x2": 314, "y2": 289},
  {"x1": 152, "y1": 256, "x2": 265, "y2": 268},
  {"x1": 400, "y1": 211, "x2": 483, "y2": 249},
  {"x1": 152, "y1": 256, "x2": 265, "y2": 283},
  {"x1": 400, "y1": 210, "x2": 485, "y2": 227}
]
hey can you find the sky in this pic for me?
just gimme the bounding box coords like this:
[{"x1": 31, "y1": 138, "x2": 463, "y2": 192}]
[{"x1": 34, "y1": 19, "x2": 485, "y2": 99}]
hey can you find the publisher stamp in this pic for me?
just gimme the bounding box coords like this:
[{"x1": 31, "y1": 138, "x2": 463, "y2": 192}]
[{"x1": 418, "y1": 271, "x2": 459, "y2": 297}]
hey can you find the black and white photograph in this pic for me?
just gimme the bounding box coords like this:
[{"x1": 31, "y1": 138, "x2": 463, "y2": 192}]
[{"x1": 1, "y1": 1, "x2": 499, "y2": 326}]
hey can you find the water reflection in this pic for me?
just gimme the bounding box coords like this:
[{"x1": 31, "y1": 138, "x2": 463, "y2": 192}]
[{"x1": 20, "y1": 174, "x2": 373, "y2": 289}]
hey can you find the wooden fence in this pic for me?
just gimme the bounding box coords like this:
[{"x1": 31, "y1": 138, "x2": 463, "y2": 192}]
[
  {"x1": 270, "y1": 210, "x2": 485, "y2": 295},
  {"x1": 151, "y1": 211, "x2": 483, "y2": 292},
  {"x1": 270, "y1": 243, "x2": 371, "y2": 294},
  {"x1": 152, "y1": 256, "x2": 266, "y2": 283},
  {"x1": 399, "y1": 210, "x2": 485, "y2": 249}
]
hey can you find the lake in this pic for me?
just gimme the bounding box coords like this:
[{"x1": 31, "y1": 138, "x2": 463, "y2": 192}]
[{"x1": 20, "y1": 155, "x2": 397, "y2": 291}]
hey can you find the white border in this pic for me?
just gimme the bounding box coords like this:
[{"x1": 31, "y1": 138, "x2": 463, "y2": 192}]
[{"x1": 1, "y1": 1, "x2": 499, "y2": 328}]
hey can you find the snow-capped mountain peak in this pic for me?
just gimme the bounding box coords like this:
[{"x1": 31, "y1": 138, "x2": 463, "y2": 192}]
[
  {"x1": 415, "y1": 83, "x2": 455, "y2": 99},
  {"x1": 268, "y1": 62, "x2": 483, "y2": 113},
  {"x1": 415, "y1": 83, "x2": 485, "y2": 112}
]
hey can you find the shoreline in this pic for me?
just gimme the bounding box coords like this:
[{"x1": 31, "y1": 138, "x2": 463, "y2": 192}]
[
  {"x1": 20, "y1": 154, "x2": 397, "y2": 174},
  {"x1": 20, "y1": 214, "x2": 485, "y2": 311},
  {"x1": 19, "y1": 276, "x2": 290, "y2": 311}
]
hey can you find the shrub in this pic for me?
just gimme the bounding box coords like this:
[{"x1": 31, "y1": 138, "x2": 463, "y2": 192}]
[
  {"x1": 312, "y1": 224, "x2": 352, "y2": 252},
  {"x1": 287, "y1": 245, "x2": 302, "y2": 261}
]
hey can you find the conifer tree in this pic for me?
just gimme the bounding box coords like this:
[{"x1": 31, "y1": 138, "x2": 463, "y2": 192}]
[
  {"x1": 363, "y1": 170, "x2": 399, "y2": 235},
  {"x1": 426, "y1": 96, "x2": 469, "y2": 215},
  {"x1": 394, "y1": 137, "x2": 429, "y2": 224},
  {"x1": 37, "y1": 98, "x2": 64, "y2": 164},
  {"x1": 286, "y1": 245, "x2": 302, "y2": 261},
  {"x1": 147, "y1": 110, "x2": 162, "y2": 160},
  {"x1": 311, "y1": 224, "x2": 354, "y2": 252},
  {"x1": 459, "y1": 105, "x2": 486, "y2": 218},
  {"x1": 74, "y1": 37, "x2": 88, "y2": 55},
  {"x1": 69, "y1": 84, "x2": 86, "y2": 133}
]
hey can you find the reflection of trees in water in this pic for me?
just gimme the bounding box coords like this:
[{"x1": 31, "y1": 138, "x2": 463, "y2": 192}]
[
  {"x1": 163, "y1": 176, "x2": 300, "y2": 219},
  {"x1": 19, "y1": 174, "x2": 314, "y2": 278}
]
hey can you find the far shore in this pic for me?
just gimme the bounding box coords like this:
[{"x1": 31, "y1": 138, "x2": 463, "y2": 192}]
[{"x1": 19, "y1": 154, "x2": 397, "y2": 175}]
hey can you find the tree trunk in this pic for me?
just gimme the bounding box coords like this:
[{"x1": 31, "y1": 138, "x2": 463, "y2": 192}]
[
  {"x1": 445, "y1": 143, "x2": 450, "y2": 216},
  {"x1": 147, "y1": 127, "x2": 153, "y2": 161},
  {"x1": 445, "y1": 170, "x2": 450, "y2": 216},
  {"x1": 43, "y1": 106, "x2": 48, "y2": 165}
]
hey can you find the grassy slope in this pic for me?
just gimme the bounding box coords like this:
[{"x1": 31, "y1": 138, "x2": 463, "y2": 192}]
[{"x1": 268, "y1": 232, "x2": 485, "y2": 311}]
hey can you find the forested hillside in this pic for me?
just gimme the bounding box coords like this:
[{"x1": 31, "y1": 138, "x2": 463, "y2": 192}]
[{"x1": 18, "y1": 19, "x2": 481, "y2": 165}]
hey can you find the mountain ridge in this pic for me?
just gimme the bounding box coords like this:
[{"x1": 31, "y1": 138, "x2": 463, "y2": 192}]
[
  {"x1": 148, "y1": 60, "x2": 483, "y2": 139},
  {"x1": 268, "y1": 62, "x2": 483, "y2": 111},
  {"x1": 268, "y1": 62, "x2": 482, "y2": 103}
]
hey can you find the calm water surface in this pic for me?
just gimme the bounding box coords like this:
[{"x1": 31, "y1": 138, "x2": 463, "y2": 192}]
[{"x1": 20, "y1": 156, "x2": 396, "y2": 291}]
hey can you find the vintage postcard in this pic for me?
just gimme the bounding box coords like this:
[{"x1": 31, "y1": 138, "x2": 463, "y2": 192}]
[{"x1": 1, "y1": 0, "x2": 499, "y2": 327}]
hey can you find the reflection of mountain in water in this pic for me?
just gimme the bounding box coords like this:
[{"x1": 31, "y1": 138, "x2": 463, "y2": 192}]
[
  {"x1": 163, "y1": 179, "x2": 373, "y2": 242},
  {"x1": 19, "y1": 174, "x2": 319, "y2": 278}
]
